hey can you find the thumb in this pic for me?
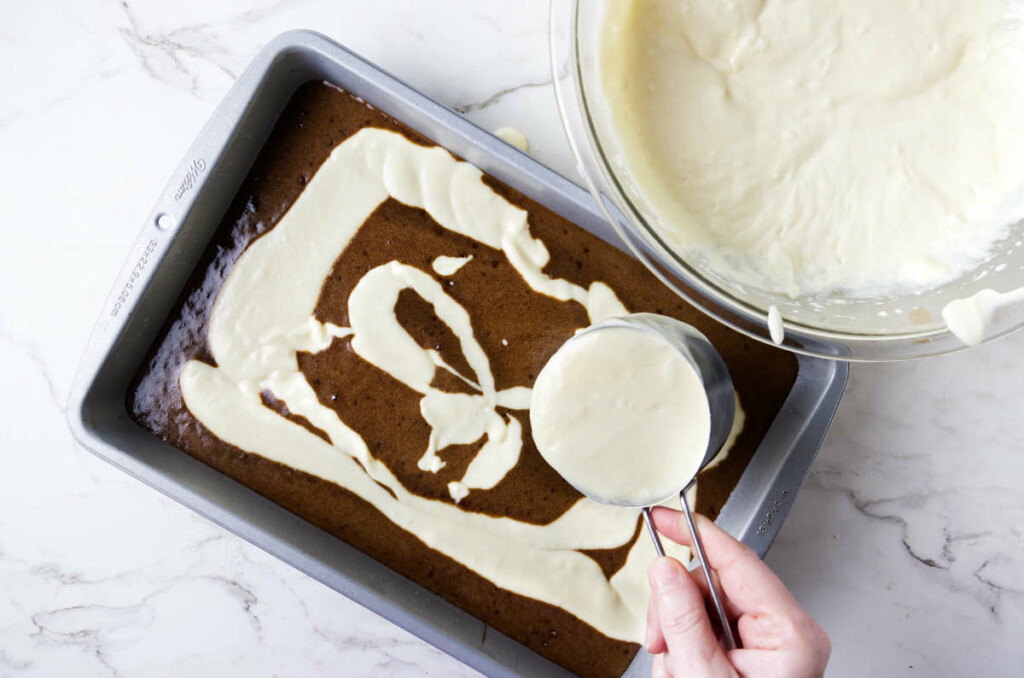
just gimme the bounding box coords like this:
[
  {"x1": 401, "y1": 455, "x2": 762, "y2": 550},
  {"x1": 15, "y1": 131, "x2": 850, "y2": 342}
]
[{"x1": 648, "y1": 557, "x2": 735, "y2": 677}]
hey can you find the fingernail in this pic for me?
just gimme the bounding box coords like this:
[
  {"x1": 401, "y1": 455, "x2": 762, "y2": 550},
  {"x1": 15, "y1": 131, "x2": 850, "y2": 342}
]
[
  {"x1": 648, "y1": 557, "x2": 685, "y2": 593},
  {"x1": 687, "y1": 513, "x2": 714, "y2": 541}
]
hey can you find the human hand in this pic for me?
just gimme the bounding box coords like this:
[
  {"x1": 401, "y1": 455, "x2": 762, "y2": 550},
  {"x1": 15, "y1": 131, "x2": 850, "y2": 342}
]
[{"x1": 645, "y1": 507, "x2": 830, "y2": 678}]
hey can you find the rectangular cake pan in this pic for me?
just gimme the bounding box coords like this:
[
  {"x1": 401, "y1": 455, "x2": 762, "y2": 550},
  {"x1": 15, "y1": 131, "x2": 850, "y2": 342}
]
[{"x1": 68, "y1": 30, "x2": 847, "y2": 678}]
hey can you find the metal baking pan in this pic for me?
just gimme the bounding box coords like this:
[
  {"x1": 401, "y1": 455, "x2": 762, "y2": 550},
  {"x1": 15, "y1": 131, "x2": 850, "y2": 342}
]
[{"x1": 67, "y1": 30, "x2": 847, "y2": 678}]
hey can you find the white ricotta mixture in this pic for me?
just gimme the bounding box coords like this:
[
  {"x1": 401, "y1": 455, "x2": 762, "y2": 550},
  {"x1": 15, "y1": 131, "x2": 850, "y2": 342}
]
[
  {"x1": 530, "y1": 327, "x2": 711, "y2": 507},
  {"x1": 599, "y1": 0, "x2": 1024, "y2": 298},
  {"x1": 494, "y1": 126, "x2": 529, "y2": 152},
  {"x1": 942, "y1": 287, "x2": 1024, "y2": 346},
  {"x1": 176, "y1": 127, "x2": 728, "y2": 643},
  {"x1": 767, "y1": 305, "x2": 784, "y2": 346},
  {"x1": 430, "y1": 254, "x2": 473, "y2": 276}
]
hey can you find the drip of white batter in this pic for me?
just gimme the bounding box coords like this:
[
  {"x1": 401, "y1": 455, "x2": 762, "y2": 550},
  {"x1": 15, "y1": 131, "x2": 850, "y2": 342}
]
[
  {"x1": 494, "y1": 126, "x2": 529, "y2": 153},
  {"x1": 599, "y1": 0, "x2": 1024, "y2": 298},
  {"x1": 431, "y1": 254, "x2": 473, "y2": 276},
  {"x1": 942, "y1": 287, "x2": 1024, "y2": 346},
  {"x1": 767, "y1": 305, "x2": 784, "y2": 346},
  {"x1": 176, "y1": 128, "x2": 737, "y2": 642}
]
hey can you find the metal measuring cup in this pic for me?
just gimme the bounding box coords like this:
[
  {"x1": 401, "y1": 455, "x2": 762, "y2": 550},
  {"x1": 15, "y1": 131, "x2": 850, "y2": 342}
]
[{"x1": 538, "y1": 313, "x2": 738, "y2": 650}]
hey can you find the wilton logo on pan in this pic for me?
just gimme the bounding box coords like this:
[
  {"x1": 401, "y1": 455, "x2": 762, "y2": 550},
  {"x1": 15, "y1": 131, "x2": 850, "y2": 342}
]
[
  {"x1": 755, "y1": 488, "x2": 790, "y2": 536},
  {"x1": 173, "y1": 158, "x2": 207, "y2": 201}
]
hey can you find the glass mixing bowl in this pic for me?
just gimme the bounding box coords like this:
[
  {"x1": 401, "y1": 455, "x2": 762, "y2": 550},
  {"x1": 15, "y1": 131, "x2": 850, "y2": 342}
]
[{"x1": 550, "y1": 0, "x2": 1024, "y2": 361}]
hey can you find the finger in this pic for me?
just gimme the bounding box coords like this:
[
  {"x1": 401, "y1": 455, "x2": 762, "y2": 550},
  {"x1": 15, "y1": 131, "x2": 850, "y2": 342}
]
[
  {"x1": 735, "y1": 612, "x2": 831, "y2": 665},
  {"x1": 651, "y1": 652, "x2": 672, "y2": 678},
  {"x1": 728, "y1": 644, "x2": 829, "y2": 678},
  {"x1": 648, "y1": 557, "x2": 735, "y2": 677},
  {"x1": 736, "y1": 612, "x2": 793, "y2": 651},
  {"x1": 647, "y1": 565, "x2": 733, "y2": 654},
  {"x1": 645, "y1": 592, "x2": 667, "y2": 654},
  {"x1": 651, "y1": 508, "x2": 802, "y2": 617},
  {"x1": 727, "y1": 649, "x2": 803, "y2": 678},
  {"x1": 685, "y1": 555, "x2": 745, "y2": 620}
]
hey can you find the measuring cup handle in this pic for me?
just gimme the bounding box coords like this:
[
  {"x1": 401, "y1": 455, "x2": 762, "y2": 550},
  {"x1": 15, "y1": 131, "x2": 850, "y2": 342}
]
[
  {"x1": 679, "y1": 490, "x2": 739, "y2": 651},
  {"x1": 642, "y1": 506, "x2": 666, "y2": 557}
]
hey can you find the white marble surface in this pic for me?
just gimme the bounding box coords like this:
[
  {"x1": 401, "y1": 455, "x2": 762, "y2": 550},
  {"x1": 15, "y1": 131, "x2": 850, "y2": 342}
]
[{"x1": 1, "y1": 2, "x2": 1022, "y2": 676}]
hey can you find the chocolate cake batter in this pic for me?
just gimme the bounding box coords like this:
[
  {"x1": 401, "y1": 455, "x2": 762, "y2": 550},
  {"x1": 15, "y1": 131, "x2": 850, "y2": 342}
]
[{"x1": 130, "y1": 81, "x2": 798, "y2": 677}]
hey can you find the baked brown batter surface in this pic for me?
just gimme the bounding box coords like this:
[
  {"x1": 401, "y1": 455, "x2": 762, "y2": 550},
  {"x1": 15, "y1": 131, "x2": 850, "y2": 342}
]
[{"x1": 130, "y1": 81, "x2": 798, "y2": 677}]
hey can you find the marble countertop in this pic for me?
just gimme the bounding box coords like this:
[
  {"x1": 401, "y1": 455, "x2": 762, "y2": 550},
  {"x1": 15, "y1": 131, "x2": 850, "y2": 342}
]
[{"x1": 2, "y1": 2, "x2": 1022, "y2": 676}]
